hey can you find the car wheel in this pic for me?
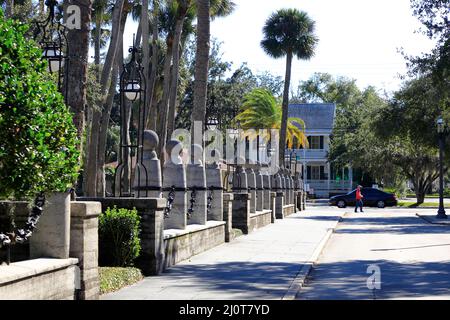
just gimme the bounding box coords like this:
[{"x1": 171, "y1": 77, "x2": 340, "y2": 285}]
[
  {"x1": 377, "y1": 200, "x2": 385, "y2": 208},
  {"x1": 337, "y1": 200, "x2": 346, "y2": 208}
]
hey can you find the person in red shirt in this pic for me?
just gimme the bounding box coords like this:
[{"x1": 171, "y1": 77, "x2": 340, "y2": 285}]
[{"x1": 355, "y1": 185, "x2": 364, "y2": 213}]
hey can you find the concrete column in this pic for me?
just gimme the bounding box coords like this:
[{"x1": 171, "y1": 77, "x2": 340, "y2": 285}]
[
  {"x1": 163, "y1": 140, "x2": 187, "y2": 230},
  {"x1": 133, "y1": 130, "x2": 162, "y2": 198},
  {"x1": 30, "y1": 192, "x2": 71, "y2": 259},
  {"x1": 206, "y1": 161, "x2": 223, "y2": 221},
  {"x1": 262, "y1": 170, "x2": 271, "y2": 210},
  {"x1": 70, "y1": 201, "x2": 101, "y2": 300},
  {"x1": 223, "y1": 193, "x2": 234, "y2": 242},
  {"x1": 255, "y1": 167, "x2": 264, "y2": 212},
  {"x1": 232, "y1": 165, "x2": 248, "y2": 193},
  {"x1": 290, "y1": 175, "x2": 295, "y2": 205},
  {"x1": 270, "y1": 192, "x2": 276, "y2": 223},
  {"x1": 246, "y1": 167, "x2": 257, "y2": 213},
  {"x1": 186, "y1": 144, "x2": 207, "y2": 225},
  {"x1": 275, "y1": 191, "x2": 284, "y2": 219},
  {"x1": 232, "y1": 193, "x2": 250, "y2": 234}
]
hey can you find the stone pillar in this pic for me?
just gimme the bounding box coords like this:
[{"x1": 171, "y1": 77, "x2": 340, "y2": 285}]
[
  {"x1": 281, "y1": 171, "x2": 288, "y2": 204},
  {"x1": 232, "y1": 165, "x2": 248, "y2": 193},
  {"x1": 232, "y1": 193, "x2": 250, "y2": 234},
  {"x1": 246, "y1": 167, "x2": 257, "y2": 214},
  {"x1": 223, "y1": 193, "x2": 234, "y2": 242},
  {"x1": 133, "y1": 130, "x2": 162, "y2": 198},
  {"x1": 275, "y1": 191, "x2": 284, "y2": 219},
  {"x1": 270, "y1": 192, "x2": 277, "y2": 223},
  {"x1": 70, "y1": 202, "x2": 101, "y2": 300},
  {"x1": 206, "y1": 160, "x2": 223, "y2": 221},
  {"x1": 290, "y1": 174, "x2": 295, "y2": 205},
  {"x1": 30, "y1": 192, "x2": 71, "y2": 259},
  {"x1": 262, "y1": 171, "x2": 271, "y2": 210},
  {"x1": 255, "y1": 167, "x2": 264, "y2": 212},
  {"x1": 186, "y1": 144, "x2": 207, "y2": 225},
  {"x1": 163, "y1": 140, "x2": 187, "y2": 230}
]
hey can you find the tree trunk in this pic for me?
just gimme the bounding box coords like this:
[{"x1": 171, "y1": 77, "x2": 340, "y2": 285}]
[
  {"x1": 84, "y1": 0, "x2": 125, "y2": 197},
  {"x1": 167, "y1": 12, "x2": 187, "y2": 140},
  {"x1": 192, "y1": 0, "x2": 210, "y2": 142},
  {"x1": 156, "y1": 37, "x2": 173, "y2": 159},
  {"x1": 65, "y1": 0, "x2": 92, "y2": 155},
  {"x1": 146, "y1": 0, "x2": 160, "y2": 131},
  {"x1": 94, "y1": 12, "x2": 102, "y2": 71},
  {"x1": 95, "y1": 10, "x2": 127, "y2": 197},
  {"x1": 279, "y1": 51, "x2": 293, "y2": 167}
]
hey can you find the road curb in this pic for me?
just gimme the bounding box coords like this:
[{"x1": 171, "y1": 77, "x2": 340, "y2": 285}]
[{"x1": 282, "y1": 214, "x2": 344, "y2": 300}]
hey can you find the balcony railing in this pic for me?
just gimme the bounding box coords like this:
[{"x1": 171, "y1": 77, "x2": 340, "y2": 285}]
[
  {"x1": 307, "y1": 180, "x2": 353, "y2": 191},
  {"x1": 298, "y1": 149, "x2": 328, "y2": 159}
]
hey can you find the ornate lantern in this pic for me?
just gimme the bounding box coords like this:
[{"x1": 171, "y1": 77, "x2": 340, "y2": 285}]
[
  {"x1": 114, "y1": 43, "x2": 148, "y2": 197},
  {"x1": 33, "y1": 0, "x2": 69, "y2": 98}
]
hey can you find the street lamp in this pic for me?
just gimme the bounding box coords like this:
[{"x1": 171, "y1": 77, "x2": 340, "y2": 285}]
[
  {"x1": 437, "y1": 117, "x2": 447, "y2": 219},
  {"x1": 33, "y1": 0, "x2": 69, "y2": 99},
  {"x1": 114, "y1": 42, "x2": 148, "y2": 198},
  {"x1": 436, "y1": 117, "x2": 447, "y2": 218},
  {"x1": 206, "y1": 116, "x2": 219, "y2": 131}
]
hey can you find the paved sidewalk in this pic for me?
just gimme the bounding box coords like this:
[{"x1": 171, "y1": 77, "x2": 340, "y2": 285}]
[
  {"x1": 297, "y1": 208, "x2": 450, "y2": 300},
  {"x1": 103, "y1": 207, "x2": 344, "y2": 300}
]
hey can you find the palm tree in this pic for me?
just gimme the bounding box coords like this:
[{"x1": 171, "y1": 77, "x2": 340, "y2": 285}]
[
  {"x1": 261, "y1": 8, "x2": 318, "y2": 165},
  {"x1": 234, "y1": 88, "x2": 308, "y2": 149}
]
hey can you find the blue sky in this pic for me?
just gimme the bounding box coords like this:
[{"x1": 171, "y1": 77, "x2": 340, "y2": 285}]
[{"x1": 122, "y1": 0, "x2": 436, "y2": 94}]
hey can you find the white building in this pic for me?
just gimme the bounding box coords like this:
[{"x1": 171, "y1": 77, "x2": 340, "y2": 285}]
[{"x1": 288, "y1": 103, "x2": 354, "y2": 198}]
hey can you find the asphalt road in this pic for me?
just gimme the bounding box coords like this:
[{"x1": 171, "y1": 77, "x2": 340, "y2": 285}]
[{"x1": 297, "y1": 208, "x2": 450, "y2": 300}]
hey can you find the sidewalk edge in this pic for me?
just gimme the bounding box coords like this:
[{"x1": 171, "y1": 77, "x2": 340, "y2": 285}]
[{"x1": 281, "y1": 216, "x2": 343, "y2": 300}]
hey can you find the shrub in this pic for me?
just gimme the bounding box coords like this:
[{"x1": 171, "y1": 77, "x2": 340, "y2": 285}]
[
  {"x1": 99, "y1": 206, "x2": 141, "y2": 267},
  {"x1": 0, "y1": 11, "x2": 80, "y2": 200}
]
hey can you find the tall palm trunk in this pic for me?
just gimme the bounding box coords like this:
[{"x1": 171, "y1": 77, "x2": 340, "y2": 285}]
[
  {"x1": 279, "y1": 51, "x2": 292, "y2": 167},
  {"x1": 95, "y1": 10, "x2": 127, "y2": 197},
  {"x1": 167, "y1": 10, "x2": 187, "y2": 140},
  {"x1": 65, "y1": 0, "x2": 92, "y2": 149},
  {"x1": 146, "y1": 0, "x2": 160, "y2": 130},
  {"x1": 94, "y1": 13, "x2": 102, "y2": 67},
  {"x1": 156, "y1": 37, "x2": 173, "y2": 159},
  {"x1": 192, "y1": 0, "x2": 210, "y2": 144},
  {"x1": 85, "y1": 0, "x2": 125, "y2": 196}
]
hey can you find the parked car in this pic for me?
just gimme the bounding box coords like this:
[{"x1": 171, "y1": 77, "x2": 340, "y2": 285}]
[{"x1": 329, "y1": 188, "x2": 397, "y2": 208}]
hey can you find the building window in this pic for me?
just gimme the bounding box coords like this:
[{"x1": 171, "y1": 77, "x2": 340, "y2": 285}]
[
  {"x1": 307, "y1": 165, "x2": 328, "y2": 180},
  {"x1": 307, "y1": 136, "x2": 324, "y2": 150}
]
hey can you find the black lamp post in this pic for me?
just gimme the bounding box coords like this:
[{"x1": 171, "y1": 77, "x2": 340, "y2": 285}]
[
  {"x1": 33, "y1": 0, "x2": 69, "y2": 100},
  {"x1": 437, "y1": 117, "x2": 447, "y2": 219},
  {"x1": 114, "y1": 42, "x2": 148, "y2": 198}
]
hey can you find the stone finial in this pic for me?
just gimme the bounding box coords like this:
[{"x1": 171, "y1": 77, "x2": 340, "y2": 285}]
[
  {"x1": 165, "y1": 139, "x2": 183, "y2": 165},
  {"x1": 143, "y1": 130, "x2": 159, "y2": 160}
]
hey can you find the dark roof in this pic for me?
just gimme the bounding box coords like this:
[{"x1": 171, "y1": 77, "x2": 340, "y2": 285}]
[{"x1": 288, "y1": 103, "x2": 336, "y2": 131}]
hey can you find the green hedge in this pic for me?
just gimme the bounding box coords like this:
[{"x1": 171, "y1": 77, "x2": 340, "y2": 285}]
[
  {"x1": 0, "y1": 11, "x2": 79, "y2": 199},
  {"x1": 99, "y1": 206, "x2": 141, "y2": 267}
]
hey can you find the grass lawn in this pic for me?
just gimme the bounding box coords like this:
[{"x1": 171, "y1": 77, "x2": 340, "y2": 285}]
[
  {"x1": 99, "y1": 267, "x2": 144, "y2": 295},
  {"x1": 397, "y1": 201, "x2": 450, "y2": 208}
]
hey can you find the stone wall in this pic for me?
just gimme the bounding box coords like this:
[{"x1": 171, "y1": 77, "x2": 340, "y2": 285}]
[
  {"x1": 0, "y1": 258, "x2": 78, "y2": 300},
  {"x1": 164, "y1": 221, "x2": 225, "y2": 268},
  {"x1": 0, "y1": 200, "x2": 101, "y2": 300},
  {"x1": 249, "y1": 210, "x2": 272, "y2": 233}
]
